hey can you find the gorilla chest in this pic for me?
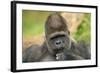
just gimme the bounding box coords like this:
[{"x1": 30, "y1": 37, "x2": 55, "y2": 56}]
[
  {"x1": 40, "y1": 53, "x2": 56, "y2": 61},
  {"x1": 40, "y1": 52, "x2": 67, "y2": 61}
]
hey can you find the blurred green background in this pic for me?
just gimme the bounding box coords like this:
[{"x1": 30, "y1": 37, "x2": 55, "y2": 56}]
[
  {"x1": 22, "y1": 10, "x2": 91, "y2": 46},
  {"x1": 72, "y1": 13, "x2": 91, "y2": 44},
  {"x1": 22, "y1": 10, "x2": 53, "y2": 37}
]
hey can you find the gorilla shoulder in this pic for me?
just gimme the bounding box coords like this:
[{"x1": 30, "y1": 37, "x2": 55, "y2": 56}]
[{"x1": 22, "y1": 44, "x2": 47, "y2": 62}]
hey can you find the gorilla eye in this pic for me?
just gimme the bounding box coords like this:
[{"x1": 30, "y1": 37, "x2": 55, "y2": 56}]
[{"x1": 50, "y1": 35, "x2": 65, "y2": 40}]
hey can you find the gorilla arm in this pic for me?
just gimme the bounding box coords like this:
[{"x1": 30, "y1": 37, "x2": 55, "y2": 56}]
[
  {"x1": 67, "y1": 40, "x2": 91, "y2": 60},
  {"x1": 22, "y1": 43, "x2": 47, "y2": 63}
]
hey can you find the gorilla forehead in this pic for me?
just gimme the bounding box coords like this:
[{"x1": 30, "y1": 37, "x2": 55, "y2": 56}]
[
  {"x1": 45, "y1": 13, "x2": 68, "y2": 35},
  {"x1": 47, "y1": 14, "x2": 64, "y2": 28}
]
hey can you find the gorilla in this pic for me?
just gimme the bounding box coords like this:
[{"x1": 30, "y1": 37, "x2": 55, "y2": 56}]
[{"x1": 23, "y1": 13, "x2": 90, "y2": 62}]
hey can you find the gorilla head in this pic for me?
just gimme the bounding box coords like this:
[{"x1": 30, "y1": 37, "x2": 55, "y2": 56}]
[{"x1": 45, "y1": 13, "x2": 71, "y2": 57}]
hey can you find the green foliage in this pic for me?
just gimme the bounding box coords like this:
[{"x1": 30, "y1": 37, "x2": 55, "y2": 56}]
[{"x1": 73, "y1": 13, "x2": 91, "y2": 44}]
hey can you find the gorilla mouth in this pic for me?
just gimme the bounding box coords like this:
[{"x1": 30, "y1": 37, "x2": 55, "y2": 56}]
[{"x1": 54, "y1": 47, "x2": 64, "y2": 54}]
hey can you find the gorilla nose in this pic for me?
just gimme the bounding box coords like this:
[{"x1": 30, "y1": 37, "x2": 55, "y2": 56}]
[{"x1": 55, "y1": 40, "x2": 62, "y2": 47}]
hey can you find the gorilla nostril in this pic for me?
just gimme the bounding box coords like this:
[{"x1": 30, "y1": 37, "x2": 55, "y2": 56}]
[{"x1": 55, "y1": 40, "x2": 62, "y2": 46}]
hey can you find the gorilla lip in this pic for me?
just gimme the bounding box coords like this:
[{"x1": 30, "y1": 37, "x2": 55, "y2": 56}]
[{"x1": 54, "y1": 47, "x2": 64, "y2": 54}]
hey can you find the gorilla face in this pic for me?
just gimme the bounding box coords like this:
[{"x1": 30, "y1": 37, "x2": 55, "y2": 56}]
[
  {"x1": 47, "y1": 32, "x2": 71, "y2": 54},
  {"x1": 51, "y1": 35, "x2": 66, "y2": 51},
  {"x1": 45, "y1": 13, "x2": 71, "y2": 56}
]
